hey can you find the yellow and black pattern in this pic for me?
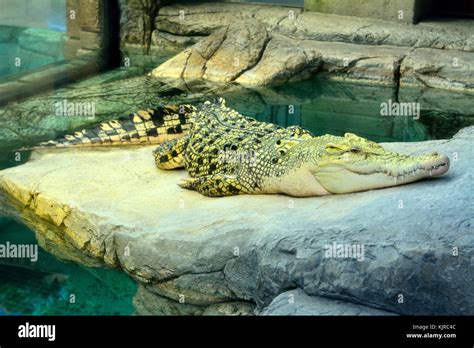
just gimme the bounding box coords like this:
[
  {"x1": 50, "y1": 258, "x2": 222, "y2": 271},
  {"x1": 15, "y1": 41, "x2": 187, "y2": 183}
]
[
  {"x1": 156, "y1": 98, "x2": 314, "y2": 197},
  {"x1": 153, "y1": 136, "x2": 189, "y2": 169},
  {"x1": 37, "y1": 105, "x2": 195, "y2": 148},
  {"x1": 179, "y1": 174, "x2": 248, "y2": 197}
]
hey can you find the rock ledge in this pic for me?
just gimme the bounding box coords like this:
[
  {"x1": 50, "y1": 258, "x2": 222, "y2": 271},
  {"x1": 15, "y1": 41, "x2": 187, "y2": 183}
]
[{"x1": 0, "y1": 127, "x2": 473, "y2": 315}]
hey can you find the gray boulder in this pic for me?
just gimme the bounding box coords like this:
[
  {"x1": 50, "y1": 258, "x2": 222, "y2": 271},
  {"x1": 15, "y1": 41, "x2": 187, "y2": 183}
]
[
  {"x1": 133, "y1": 284, "x2": 255, "y2": 315},
  {"x1": 261, "y1": 289, "x2": 395, "y2": 315},
  {"x1": 151, "y1": 20, "x2": 270, "y2": 83}
]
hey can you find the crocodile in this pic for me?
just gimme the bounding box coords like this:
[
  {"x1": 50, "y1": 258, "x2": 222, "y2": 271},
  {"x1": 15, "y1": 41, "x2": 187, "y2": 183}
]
[{"x1": 37, "y1": 98, "x2": 450, "y2": 197}]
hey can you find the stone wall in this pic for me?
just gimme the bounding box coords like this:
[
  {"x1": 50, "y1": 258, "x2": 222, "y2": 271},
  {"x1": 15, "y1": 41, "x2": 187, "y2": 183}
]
[
  {"x1": 304, "y1": 0, "x2": 474, "y2": 23},
  {"x1": 304, "y1": 0, "x2": 418, "y2": 23},
  {"x1": 64, "y1": 0, "x2": 109, "y2": 60},
  {"x1": 119, "y1": 0, "x2": 178, "y2": 69}
]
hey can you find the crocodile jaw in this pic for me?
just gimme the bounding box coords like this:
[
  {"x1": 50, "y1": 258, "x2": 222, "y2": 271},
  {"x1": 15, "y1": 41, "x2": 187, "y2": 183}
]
[
  {"x1": 262, "y1": 166, "x2": 331, "y2": 196},
  {"x1": 312, "y1": 154, "x2": 450, "y2": 194}
]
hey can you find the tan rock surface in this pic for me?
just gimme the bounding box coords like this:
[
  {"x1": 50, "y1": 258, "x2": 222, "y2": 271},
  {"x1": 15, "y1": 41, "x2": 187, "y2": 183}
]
[{"x1": 400, "y1": 48, "x2": 474, "y2": 93}]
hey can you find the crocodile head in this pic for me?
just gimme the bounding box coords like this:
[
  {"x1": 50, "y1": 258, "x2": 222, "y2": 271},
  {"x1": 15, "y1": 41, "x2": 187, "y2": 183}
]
[{"x1": 309, "y1": 133, "x2": 450, "y2": 194}]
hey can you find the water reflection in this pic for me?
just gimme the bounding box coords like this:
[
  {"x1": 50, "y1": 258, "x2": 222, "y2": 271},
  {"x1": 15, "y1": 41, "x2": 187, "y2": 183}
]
[{"x1": 0, "y1": 71, "x2": 472, "y2": 159}]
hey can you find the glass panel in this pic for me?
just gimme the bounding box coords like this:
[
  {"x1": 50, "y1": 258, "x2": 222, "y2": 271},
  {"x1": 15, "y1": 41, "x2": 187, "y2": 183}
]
[{"x1": 0, "y1": 0, "x2": 66, "y2": 79}]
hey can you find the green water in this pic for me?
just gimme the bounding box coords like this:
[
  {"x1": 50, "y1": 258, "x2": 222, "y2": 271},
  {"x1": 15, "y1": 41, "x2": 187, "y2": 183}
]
[{"x1": 0, "y1": 216, "x2": 137, "y2": 315}]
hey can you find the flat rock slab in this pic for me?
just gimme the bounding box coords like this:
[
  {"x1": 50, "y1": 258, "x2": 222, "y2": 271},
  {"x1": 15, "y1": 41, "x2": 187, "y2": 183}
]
[
  {"x1": 133, "y1": 284, "x2": 256, "y2": 315},
  {"x1": 400, "y1": 48, "x2": 474, "y2": 92},
  {"x1": 155, "y1": 2, "x2": 303, "y2": 35},
  {"x1": 0, "y1": 127, "x2": 473, "y2": 315},
  {"x1": 261, "y1": 289, "x2": 394, "y2": 315}
]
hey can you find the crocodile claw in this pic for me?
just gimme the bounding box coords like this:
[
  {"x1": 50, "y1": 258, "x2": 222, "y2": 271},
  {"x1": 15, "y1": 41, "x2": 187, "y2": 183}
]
[{"x1": 178, "y1": 178, "x2": 196, "y2": 189}]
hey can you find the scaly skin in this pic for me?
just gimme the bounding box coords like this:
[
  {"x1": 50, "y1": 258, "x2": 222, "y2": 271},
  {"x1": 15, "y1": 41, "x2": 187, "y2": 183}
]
[
  {"x1": 154, "y1": 98, "x2": 449, "y2": 197},
  {"x1": 38, "y1": 98, "x2": 450, "y2": 197},
  {"x1": 35, "y1": 104, "x2": 195, "y2": 148}
]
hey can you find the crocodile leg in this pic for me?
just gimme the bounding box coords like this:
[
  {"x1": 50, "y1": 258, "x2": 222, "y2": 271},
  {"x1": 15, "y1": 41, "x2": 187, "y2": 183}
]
[
  {"x1": 179, "y1": 174, "x2": 250, "y2": 197},
  {"x1": 154, "y1": 136, "x2": 189, "y2": 169}
]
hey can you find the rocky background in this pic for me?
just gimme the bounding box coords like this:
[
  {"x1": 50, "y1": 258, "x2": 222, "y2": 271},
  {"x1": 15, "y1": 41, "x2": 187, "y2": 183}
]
[{"x1": 119, "y1": 1, "x2": 474, "y2": 92}]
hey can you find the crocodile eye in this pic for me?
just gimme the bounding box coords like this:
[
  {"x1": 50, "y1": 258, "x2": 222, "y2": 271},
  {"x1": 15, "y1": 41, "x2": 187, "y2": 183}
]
[{"x1": 350, "y1": 147, "x2": 361, "y2": 154}]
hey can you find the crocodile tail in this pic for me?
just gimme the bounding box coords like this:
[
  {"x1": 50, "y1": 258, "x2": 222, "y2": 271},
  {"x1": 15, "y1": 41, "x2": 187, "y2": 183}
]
[{"x1": 29, "y1": 104, "x2": 195, "y2": 149}]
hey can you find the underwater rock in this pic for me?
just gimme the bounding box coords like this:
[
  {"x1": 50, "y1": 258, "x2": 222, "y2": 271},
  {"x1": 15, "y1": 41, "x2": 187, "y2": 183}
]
[
  {"x1": 0, "y1": 72, "x2": 175, "y2": 151},
  {"x1": 400, "y1": 48, "x2": 474, "y2": 93},
  {"x1": 133, "y1": 284, "x2": 255, "y2": 315},
  {"x1": 145, "y1": 272, "x2": 236, "y2": 306},
  {"x1": 0, "y1": 25, "x2": 24, "y2": 43},
  {"x1": 261, "y1": 289, "x2": 394, "y2": 315},
  {"x1": 0, "y1": 127, "x2": 473, "y2": 315},
  {"x1": 399, "y1": 87, "x2": 474, "y2": 117}
]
